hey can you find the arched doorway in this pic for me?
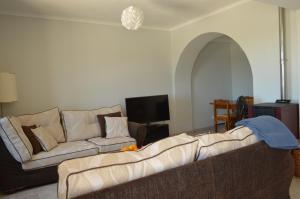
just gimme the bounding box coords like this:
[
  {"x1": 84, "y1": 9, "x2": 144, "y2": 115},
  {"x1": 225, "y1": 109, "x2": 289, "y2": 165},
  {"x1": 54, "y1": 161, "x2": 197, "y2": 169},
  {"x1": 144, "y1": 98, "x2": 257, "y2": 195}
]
[
  {"x1": 191, "y1": 35, "x2": 253, "y2": 130},
  {"x1": 173, "y1": 32, "x2": 253, "y2": 132}
]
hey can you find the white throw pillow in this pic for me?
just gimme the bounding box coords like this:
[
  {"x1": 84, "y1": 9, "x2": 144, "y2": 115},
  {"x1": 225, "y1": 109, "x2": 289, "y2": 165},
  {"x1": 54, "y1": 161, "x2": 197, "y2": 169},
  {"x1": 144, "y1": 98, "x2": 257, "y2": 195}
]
[
  {"x1": 32, "y1": 127, "x2": 58, "y2": 151},
  {"x1": 17, "y1": 108, "x2": 65, "y2": 143},
  {"x1": 0, "y1": 116, "x2": 33, "y2": 162},
  {"x1": 62, "y1": 105, "x2": 123, "y2": 142},
  {"x1": 105, "y1": 117, "x2": 130, "y2": 138}
]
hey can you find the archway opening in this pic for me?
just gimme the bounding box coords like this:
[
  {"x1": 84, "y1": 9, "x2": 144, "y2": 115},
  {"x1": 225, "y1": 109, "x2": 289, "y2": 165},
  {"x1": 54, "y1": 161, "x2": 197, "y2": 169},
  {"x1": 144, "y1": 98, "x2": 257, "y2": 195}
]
[
  {"x1": 173, "y1": 32, "x2": 253, "y2": 132},
  {"x1": 191, "y1": 35, "x2": 253, "y2": 130}
]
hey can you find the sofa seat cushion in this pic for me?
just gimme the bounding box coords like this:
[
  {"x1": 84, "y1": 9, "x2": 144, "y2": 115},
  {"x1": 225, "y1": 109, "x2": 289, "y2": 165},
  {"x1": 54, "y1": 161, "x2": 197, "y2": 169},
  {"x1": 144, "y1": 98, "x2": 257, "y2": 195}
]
[
  {"x1": 22, "y1": 141, "x2": 98, "y2": 170},
  {"x1": 88, "y1": 136, "x2": 136, "y2": 153}
]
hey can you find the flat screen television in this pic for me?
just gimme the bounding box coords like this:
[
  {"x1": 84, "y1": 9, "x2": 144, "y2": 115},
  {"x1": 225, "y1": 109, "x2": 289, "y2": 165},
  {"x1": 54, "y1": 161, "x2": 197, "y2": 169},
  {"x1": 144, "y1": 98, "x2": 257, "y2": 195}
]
[{"x1": 125, "y1": 95, "x2": 170, "y2": 123}]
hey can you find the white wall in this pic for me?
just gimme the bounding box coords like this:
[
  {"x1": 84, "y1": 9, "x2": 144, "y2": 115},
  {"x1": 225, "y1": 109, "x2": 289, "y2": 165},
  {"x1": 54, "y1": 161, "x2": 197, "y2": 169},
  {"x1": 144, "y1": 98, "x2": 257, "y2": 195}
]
[
  {"x1": 171, "y1": 1, "x2": 286, "y2": 132},
  {"x1": 192, "y1": 39, "x2": 232, "y2": 129},
  {"x1": 230, "y1": 41, "x2": 253, "y2": 100},
  {"x1": 172, "y1": 32, "x2": 222, "y2": 132},
  {"x1": 0, "y1": 15, "x2": 172, "y2": 118}
]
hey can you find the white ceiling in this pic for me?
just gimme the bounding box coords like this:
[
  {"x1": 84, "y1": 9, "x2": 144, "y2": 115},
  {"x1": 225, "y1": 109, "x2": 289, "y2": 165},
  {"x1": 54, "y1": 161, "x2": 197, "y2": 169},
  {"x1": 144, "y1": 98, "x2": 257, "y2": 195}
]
[
  {"x1": 0, "y1": 0, "x2": 246, "y2": 30},
  {"x1": 0, "y1": 0, "x2": 299, "y2": 30}
]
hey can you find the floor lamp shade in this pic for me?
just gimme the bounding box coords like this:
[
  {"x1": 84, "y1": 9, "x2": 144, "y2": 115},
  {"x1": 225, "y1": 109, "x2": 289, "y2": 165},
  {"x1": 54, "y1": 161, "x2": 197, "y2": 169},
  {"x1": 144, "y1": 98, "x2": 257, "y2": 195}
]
[{"x1": 0, "y1": 73, "x2": 18, "y2": 103}]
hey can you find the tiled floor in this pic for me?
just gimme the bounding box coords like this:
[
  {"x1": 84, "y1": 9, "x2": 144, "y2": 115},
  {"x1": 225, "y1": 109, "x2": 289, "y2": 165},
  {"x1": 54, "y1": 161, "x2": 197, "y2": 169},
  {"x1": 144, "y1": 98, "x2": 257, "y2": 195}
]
[
  {"x1": 2, "y1": 177, "x2": 300, "y2": 199},
  {"x1": 290, "y1": 177, "x2": 300, "y2": 199},
  {"x1": 1, "y1": 183, "x2": 56, "y2": 199}
]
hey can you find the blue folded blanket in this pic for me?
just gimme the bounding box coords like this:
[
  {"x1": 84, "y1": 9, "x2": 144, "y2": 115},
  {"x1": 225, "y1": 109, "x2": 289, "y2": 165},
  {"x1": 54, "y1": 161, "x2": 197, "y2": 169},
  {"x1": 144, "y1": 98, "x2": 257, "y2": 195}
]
[{"x1": 236, "y1": 116, "x2": 299, "y2": 149}]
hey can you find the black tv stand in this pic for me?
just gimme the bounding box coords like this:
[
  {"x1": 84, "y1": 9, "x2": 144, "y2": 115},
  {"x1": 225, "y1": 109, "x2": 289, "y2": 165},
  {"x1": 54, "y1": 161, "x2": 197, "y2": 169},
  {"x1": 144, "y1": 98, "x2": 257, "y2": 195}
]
[{"x1": 143, "y1": 124, "x2": 169, "y2": 145}]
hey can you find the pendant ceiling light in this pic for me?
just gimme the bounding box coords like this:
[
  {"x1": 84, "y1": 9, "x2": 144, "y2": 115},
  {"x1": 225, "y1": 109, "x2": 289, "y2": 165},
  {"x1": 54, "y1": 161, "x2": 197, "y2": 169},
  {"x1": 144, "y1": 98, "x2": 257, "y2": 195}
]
[{"x1": 121, "y1": 6, "x2": 144, "y2": 30}]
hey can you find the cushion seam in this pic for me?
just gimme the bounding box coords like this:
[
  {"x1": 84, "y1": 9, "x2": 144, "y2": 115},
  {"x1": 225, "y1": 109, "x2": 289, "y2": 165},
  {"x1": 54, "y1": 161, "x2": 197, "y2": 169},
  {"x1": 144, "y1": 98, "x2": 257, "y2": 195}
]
[
  {"x1": 196, "y1": 133, "x2": 255, "y2": 159},
  {"x1": 228, "y1": 126, "x2": 245, "y2": 134},
  {"x1": 23, "y1": 148, "x2": 99, "y2": 170},
  {"x1": 15, "y1": 107, "x2": 59, "y2": 117},
  {"x1": 88, "y1": 140, "x2": 135, "y2": 147},
  {"x1": 28, "y1": 147, "x2": 99, "y2": 162}
]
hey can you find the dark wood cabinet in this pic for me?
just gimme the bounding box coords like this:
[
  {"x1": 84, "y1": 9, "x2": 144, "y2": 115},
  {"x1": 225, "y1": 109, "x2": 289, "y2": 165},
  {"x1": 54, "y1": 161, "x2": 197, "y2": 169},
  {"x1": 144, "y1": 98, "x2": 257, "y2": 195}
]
[
  {"x1": 144, "y1": 124, "x2": 169, "y2": 145},
  {"x1": 248, "y1": 103, "x2": 299, "y2": 138}
]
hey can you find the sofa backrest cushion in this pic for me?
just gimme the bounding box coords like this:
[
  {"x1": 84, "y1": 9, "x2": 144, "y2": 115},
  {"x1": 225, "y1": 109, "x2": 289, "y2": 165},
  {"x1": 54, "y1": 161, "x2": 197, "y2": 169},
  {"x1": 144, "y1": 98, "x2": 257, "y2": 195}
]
[
  {"x1": 62, "y1": 105, "x2": 123, "y2": 142},
  {"x1": 58, "y1": 133, "x2": 198, "y2": 199},
  {"x1": 195, "y1": 127, "x2": 259, "y2": 161},
  {"x1": 225, "y1": 126, "x2": 259, "y2": 146},
  {"x1": 17, "y1": 107, "x2": 65, "y2": 143},
  {"x1": 138, "y1": 133, "x2": 197, "y2": 157},
  {"x1": 0, "y1": 117, "x2": 33, "y2": 162}
]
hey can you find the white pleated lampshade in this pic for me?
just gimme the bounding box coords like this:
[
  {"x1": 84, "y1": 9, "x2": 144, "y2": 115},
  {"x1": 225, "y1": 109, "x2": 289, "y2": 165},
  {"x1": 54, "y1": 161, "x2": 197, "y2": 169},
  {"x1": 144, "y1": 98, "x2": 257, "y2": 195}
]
[{"x1": 0, "y1": 73, "x2": 18, "y2": 103}]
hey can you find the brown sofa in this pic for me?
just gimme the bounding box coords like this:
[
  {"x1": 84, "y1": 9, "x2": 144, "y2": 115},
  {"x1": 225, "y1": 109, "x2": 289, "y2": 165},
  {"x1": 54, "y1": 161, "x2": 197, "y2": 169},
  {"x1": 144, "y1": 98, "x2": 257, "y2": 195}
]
[
  {"x1": 75, "y1": 142, "x2": 294, "y2": 199},
  {"x1": 0, "y1": 122, "x2": 147, "y2": 194}
]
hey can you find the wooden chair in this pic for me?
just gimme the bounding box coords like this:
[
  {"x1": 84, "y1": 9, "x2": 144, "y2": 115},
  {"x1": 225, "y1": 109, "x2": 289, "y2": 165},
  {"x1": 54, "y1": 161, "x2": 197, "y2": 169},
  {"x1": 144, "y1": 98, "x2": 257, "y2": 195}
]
[
  {"x1": 213, "y1": 99, "x2": 236, "y2": 132},
  {"x1": 245, "y1": 96, "x2": 254, "y2": 106},
  {"x1": 235, "y1": 96, "x2": 254, "y2": 122}
]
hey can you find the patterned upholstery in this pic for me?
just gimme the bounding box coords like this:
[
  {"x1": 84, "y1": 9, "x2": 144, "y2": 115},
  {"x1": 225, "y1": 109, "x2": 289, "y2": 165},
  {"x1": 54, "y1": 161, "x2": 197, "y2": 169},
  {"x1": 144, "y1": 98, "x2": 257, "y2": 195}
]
[
  {"x1": 195, "y1": 126, "x2": 258, "y2": 160},
  {"x1": 58, "y1": 134, "x2": 198, "y2": 199}
]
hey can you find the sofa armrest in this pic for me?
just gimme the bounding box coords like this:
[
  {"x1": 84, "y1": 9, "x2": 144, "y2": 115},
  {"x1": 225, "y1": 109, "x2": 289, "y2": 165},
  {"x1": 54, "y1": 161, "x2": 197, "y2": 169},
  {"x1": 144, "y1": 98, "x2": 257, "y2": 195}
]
[
  {"x1": 128, "y1": 122, "x2": 147, "y2": 148},
  {"x1": 0, "y1": 137, "x2": 57, "y2": 193}
]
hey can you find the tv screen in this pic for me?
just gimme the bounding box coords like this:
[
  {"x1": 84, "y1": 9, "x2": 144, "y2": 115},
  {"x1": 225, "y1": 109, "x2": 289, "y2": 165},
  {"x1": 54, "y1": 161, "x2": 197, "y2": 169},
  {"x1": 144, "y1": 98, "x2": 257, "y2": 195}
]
[{"x1": 125, "y1": 95, "x2": 170, "y2": 123}]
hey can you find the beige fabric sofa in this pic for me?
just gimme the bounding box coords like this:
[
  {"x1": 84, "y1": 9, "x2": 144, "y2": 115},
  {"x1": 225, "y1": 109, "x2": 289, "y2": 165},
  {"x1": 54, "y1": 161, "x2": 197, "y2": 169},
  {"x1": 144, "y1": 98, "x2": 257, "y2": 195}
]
[
  {"x1": 0, "y1": 105, "x2": 147, "y2": 193},
  {"x1": 20, "y1": 106, "x2": 137, "y2": 170},
  {"x1": 58, "y1": 127, "x2": 259, "y2": 199},
  {"x1": 0, "y1": 105, "x2": 143, "y2": 171}
]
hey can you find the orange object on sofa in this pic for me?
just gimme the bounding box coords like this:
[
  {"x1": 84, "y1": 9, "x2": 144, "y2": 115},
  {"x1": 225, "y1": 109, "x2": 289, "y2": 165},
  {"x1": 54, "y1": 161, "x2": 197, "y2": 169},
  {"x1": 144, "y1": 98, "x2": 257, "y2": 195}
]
[{"x1": 121, "y1": 144, "x2": 138, "y2": 152}]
